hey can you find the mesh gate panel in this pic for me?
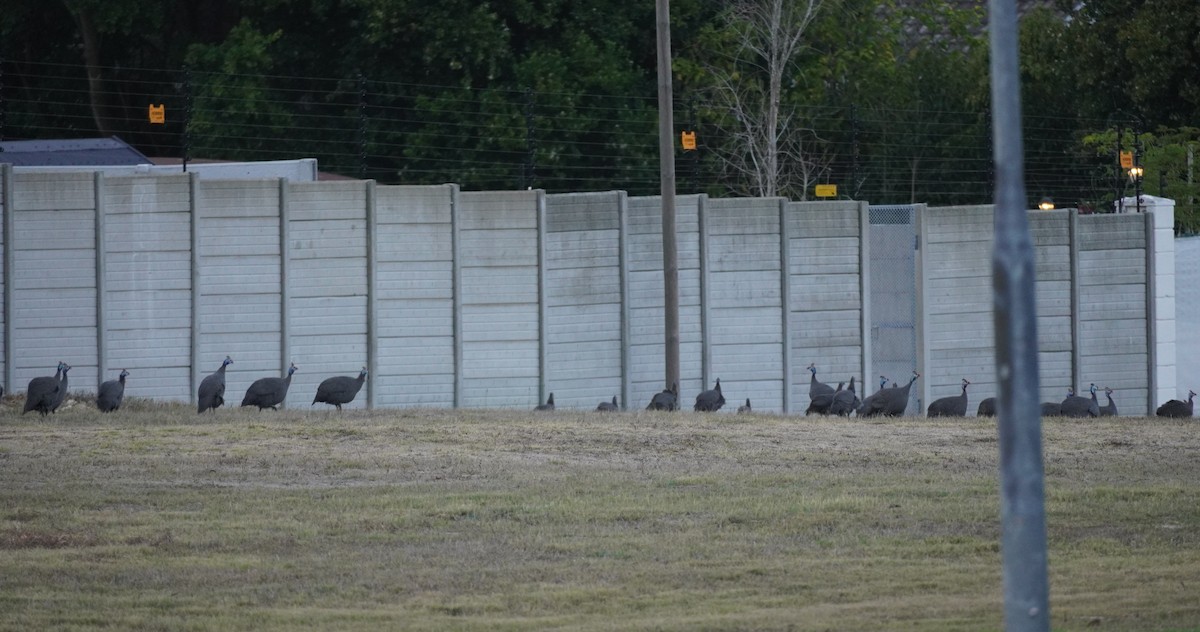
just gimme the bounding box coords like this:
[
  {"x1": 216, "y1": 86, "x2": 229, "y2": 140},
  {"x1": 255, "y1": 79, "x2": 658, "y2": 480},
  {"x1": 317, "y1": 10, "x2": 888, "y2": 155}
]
[{"x1": 868, "y1": 205, "x2": 919, "y2": 414}]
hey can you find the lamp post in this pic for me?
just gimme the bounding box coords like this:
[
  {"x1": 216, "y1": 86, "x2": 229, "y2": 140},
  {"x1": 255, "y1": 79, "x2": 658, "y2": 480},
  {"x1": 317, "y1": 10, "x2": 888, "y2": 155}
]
[
  {"x1": 1133, "y1": 127, "x2": 1144, "y2": 213},
  {"x1": 1129, "y1": 165, "x2": 1144, "y2": 213},
  {"x1": 1038, "y1": 197, "x2": 1054, "y2": 211}
]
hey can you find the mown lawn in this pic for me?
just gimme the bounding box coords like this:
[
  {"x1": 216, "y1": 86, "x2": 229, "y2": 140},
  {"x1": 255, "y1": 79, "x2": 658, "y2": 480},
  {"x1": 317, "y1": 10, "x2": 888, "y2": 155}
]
[{"x1": 2, "y1": 396, "x2": 1198, "y2": 631}]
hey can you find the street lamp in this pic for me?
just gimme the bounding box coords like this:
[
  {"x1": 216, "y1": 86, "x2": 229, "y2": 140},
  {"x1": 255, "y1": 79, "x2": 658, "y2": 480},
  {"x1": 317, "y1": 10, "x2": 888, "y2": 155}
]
[
  {"x1": 1038, "y1": 197, "x2": 1054, "y2": 210},
  {"x1": 1128, "y1": 165, "x2": 1144, "y2": 181}
]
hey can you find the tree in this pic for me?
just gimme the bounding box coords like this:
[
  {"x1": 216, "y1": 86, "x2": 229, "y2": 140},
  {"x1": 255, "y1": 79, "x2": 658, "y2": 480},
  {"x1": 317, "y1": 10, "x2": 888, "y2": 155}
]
[
  {"x1": 1082, "y1": 126, "x2": 1200, "y2": 232},
  {"x1": 682, "y1": 0, "x2": 827, "y2": 199}
]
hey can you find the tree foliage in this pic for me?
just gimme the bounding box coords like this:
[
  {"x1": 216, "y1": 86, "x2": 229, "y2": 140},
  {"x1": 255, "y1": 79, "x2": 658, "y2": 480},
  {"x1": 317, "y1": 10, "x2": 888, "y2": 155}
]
[{"x1": 0, "y1": 0, "x2": 1197, "y2": 212}]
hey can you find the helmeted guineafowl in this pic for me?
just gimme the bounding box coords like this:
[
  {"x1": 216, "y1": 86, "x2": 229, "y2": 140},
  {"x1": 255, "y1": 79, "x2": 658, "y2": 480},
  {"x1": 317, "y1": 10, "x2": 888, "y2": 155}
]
[
  {"x1": 23, "y1": 362, "x2": 63, "y2": 416},
  {"x1": 1099, "y1": 387, "x2": 1118, "y2": 417},
  {"x1": 197, "y1": 356, "x2": 232, "y2": 413},
  {"x1": 1041, "y1": 401, "x2": 1061, "y2": 416},
  {"x1": 977, "y1": 397, "x2": 996, "y2": 417},
  {"x1": 737, "y1": 398, "x2": 752, "y2": 413},
  {"x1": 1156, "y1": 389, "x2": 1195, "y2": 418},
  {"x1": 97, "y1": 369, "x2": 129, "y2": 413},
  {"x1": 694, "y1": 378, "x2": 725, "y2": 412},
  {"x1": 241, "y1": 363, "x2": 297, "y2": 410},
  {"x1": 859, "y1": 371, "x2": 919, "y2": 417},
  {"x1": 828, "y1": 376, "x2": 859, "y2": 416},
  {"x1": 1060, "y1": 385, "x2": 1098, "y2": 418},
  {"x1": 806, "y1": 381, "x2": 844, "y2": 415},
  {"x1": 49, "y1": 363, "x2": 71, "y2": 413},
  {"x1": 647, "y1": 383, "x2": 679, "y2": 411},
  {"x1": 535, "y1": 393, "x2": 555, "y2": 411},
  {"x1": 927, "y1": 378, "x2": 970, "y2": 417},
  {"x1": 312, "y1": 367, "x2": 367, "y2": 410},
  {"x1": 807, "y1": 363, "x2": 834, "y2": 399},
  {"x1": 596, "y1": 395, "x2": 618, "y2": 412}
]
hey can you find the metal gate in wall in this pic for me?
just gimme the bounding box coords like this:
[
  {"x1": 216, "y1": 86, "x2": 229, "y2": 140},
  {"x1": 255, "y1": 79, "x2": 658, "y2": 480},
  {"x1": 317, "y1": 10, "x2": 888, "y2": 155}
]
[{"x1": 868, "y1": 204, "x2": 920, "y2": 414}]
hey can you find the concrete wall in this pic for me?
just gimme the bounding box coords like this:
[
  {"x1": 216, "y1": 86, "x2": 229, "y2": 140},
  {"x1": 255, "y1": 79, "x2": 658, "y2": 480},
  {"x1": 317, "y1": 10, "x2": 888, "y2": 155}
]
[
  {"x1": 10, "y1": 172, "x2": 99, "y2": 394},
  {"x1": 457, "y1": 190, "x2": 542, "y2": 408},
  {"x1": 704, "y1": 197, "x2": 786, "y2": 412},
  {"x1": 625, "y1": 195, "x2": 705, "y2": 409},
  {"x1": 285, "y1": 181, "x2": 370, "y2": 409},
  {"x1": 374, "y1": 184, "x2": 457, "y2": 408},
  {"x1": 544, "y1": 192, "x2": 625, "y2": 410},
  {"x1": 917, "y1": 205, "x2": 1164, "y2": 416},
  {"x1": 1076, "y1": 213, "x2": 1150, "y2": 415},
  {"x1": 1176, "y1": 235, "x2": 1199, "y2": 397},
  {"x1": 0, "y1": 168, "x2": 1173, "y2": 415},
  {"x1": 789, "y1": 200, "x2": 868, "y2": 411},
  {"x1": 105, "y1": 174, "x2": 194, "y2": 400}
]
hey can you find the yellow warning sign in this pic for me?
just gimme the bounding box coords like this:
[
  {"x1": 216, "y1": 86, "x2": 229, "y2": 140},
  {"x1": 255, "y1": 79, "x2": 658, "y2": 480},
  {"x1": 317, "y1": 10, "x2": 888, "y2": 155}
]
[
  {"x1": 815, "y1": 184, "x2": 837, "y2": 198},
  {"x1": 681, "y1": 131, "x2": 697, "y2": 151},
  {"x1": 1119, "y1": 151, "x2": 1133, "y2": 169},
  {"x1": 148, "y1": 104, "x2": 166, "y2": 124}
]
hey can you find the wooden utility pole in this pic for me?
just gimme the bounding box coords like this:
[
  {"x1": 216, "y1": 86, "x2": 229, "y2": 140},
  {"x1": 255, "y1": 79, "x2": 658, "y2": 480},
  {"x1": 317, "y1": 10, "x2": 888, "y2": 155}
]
[{"x1": 656, "y1": 0, "x2": 681, "y2": 391}]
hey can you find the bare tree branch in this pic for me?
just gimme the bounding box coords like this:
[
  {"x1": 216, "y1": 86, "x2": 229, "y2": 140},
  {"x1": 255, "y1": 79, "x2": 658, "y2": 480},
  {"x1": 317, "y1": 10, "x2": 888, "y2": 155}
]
[{"x1": 697, "y1": 0, "x2": 829, "y2": 199}]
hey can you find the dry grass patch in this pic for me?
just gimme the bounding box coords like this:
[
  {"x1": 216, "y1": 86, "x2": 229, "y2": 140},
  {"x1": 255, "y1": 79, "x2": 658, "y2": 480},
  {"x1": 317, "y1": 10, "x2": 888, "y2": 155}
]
[{"x1": 1, "y1": 399, "x2": 1198, "y2": 630}]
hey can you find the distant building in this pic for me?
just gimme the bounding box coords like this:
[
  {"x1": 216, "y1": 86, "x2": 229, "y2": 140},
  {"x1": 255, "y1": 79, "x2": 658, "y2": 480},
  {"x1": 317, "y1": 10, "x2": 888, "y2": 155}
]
[
  {"x1": 1, "y1": 136, "x2": 324, "y2": 181},
  {"x1": 0, "y1": 136, "x2": 150, "y2": 166}
]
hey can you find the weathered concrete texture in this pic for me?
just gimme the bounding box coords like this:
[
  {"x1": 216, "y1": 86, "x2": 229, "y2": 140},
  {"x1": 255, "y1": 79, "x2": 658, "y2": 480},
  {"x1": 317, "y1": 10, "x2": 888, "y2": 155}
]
[
  {"x1": 285, "y1": 181, "x2": 369, "y2": 409},
  {"x1": 10, "y1": 171, "x2": 99, "y2": 391},
  {"x1": 789, "y1": 200, "x2": 865, "y2": 413},
  {"x1": 457, "y1": 190, "x2": 541, "y2": 408},
  {"x1": 625, "y1": 195, "x2": 704, "y2": 410},
  {"x1": 919, "y1": 205, "x2": 993, "y2": 414},
  {"x1": 374, "y1": 184, "x2": 456, "y2": 408},
  {"x1": 544, "y1": 192, "x2": 624, "y2": 410},
  {"x1": 0, "y1": 170, "x2": 1174, "y2": 414},
  {"x1": 706, "y1": 197, "x2": 785, "y2": 412},
  {"x1": 1077, "y1": 211, "x2": 1151, "y2": 415},
  {"x1": 105, "y1": 175, "x2": 194, "y2": 400}
]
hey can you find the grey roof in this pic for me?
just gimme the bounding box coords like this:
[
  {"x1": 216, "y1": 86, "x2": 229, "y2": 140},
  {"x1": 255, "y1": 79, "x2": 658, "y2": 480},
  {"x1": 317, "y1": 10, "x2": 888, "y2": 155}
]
[{"x1": 0, "y1": 136, "x2": 150, "y2": 167}]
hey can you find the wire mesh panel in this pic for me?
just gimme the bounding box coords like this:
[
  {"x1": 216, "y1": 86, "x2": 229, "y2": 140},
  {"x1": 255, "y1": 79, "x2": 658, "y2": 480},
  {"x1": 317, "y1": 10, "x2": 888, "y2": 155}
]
[{"x1": 868, "y1": 204, "x2": 919, "y2": 413}]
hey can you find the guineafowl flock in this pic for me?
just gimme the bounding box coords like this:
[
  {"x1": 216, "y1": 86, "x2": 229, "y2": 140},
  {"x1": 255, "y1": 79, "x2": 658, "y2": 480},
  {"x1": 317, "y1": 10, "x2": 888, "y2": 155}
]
[
  {"x1": 11, "y1": 358, "x2": 369, "y2": 415},
  {"x1": 5, "y1": 357, "x2": 1192, "y2": 419},
  {"x1": 798, "y1": 365, "x2": 1194, "y2": 420}
]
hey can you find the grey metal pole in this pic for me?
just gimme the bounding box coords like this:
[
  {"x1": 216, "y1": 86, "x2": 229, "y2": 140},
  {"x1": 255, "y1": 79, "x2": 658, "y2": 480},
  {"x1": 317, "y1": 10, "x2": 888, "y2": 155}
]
[
  {"x1": 989, "y1": 1, "x2": 1051, "y2": 629},
  {"x1": 656, "y1": 0, "x2": 681, "y2": 390}
]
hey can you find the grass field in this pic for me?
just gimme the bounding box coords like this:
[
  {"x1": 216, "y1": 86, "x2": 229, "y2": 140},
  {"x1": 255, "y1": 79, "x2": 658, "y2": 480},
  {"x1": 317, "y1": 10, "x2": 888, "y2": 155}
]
[{"x1": 2, "y1": 395, "x2": 1198, "y2": 631}]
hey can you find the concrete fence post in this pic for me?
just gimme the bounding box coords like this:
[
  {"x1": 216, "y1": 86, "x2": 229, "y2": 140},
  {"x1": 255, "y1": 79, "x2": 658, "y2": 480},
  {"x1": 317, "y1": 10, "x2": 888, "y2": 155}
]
[
  {"x1": 365, "y1": 180, "x2": 378, "y2": 409},
  {"x1": 450, "y1": 184, "x2": 463, "y2": 408},
  {"x1": 189, "y1": 172, "x2": 201, "y2": 401},
  {"x1": 536, "y1": 189, "x2": 548, "y2": 403},
  {"x1": 915, "y1": 206, "x2": 930, "y2": 414},
  {"x1": 778, "y1": 199, "x2": 793, "y2": 413},
  {"x1": 858, "y1": 201, "x2": 873, "y2": 413},
  {"x1": 279, "y1": 178, "x2": 291, "y2": 401},
  {"x1": 1068, "y1": 209, "x2": 1081, "y2": 395},
  {"x1": 94, "y1": 172, "x2": 107, "y2": 392},
  {"x1": 1, "y1": 163, "x2": 11, "y2": 395},
  {"x1": 698, "y1": 195, "x2": 711, "y2": 391},
  {"x1": 618, "y1": 191, "x2": 632, "y2": 410}
]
